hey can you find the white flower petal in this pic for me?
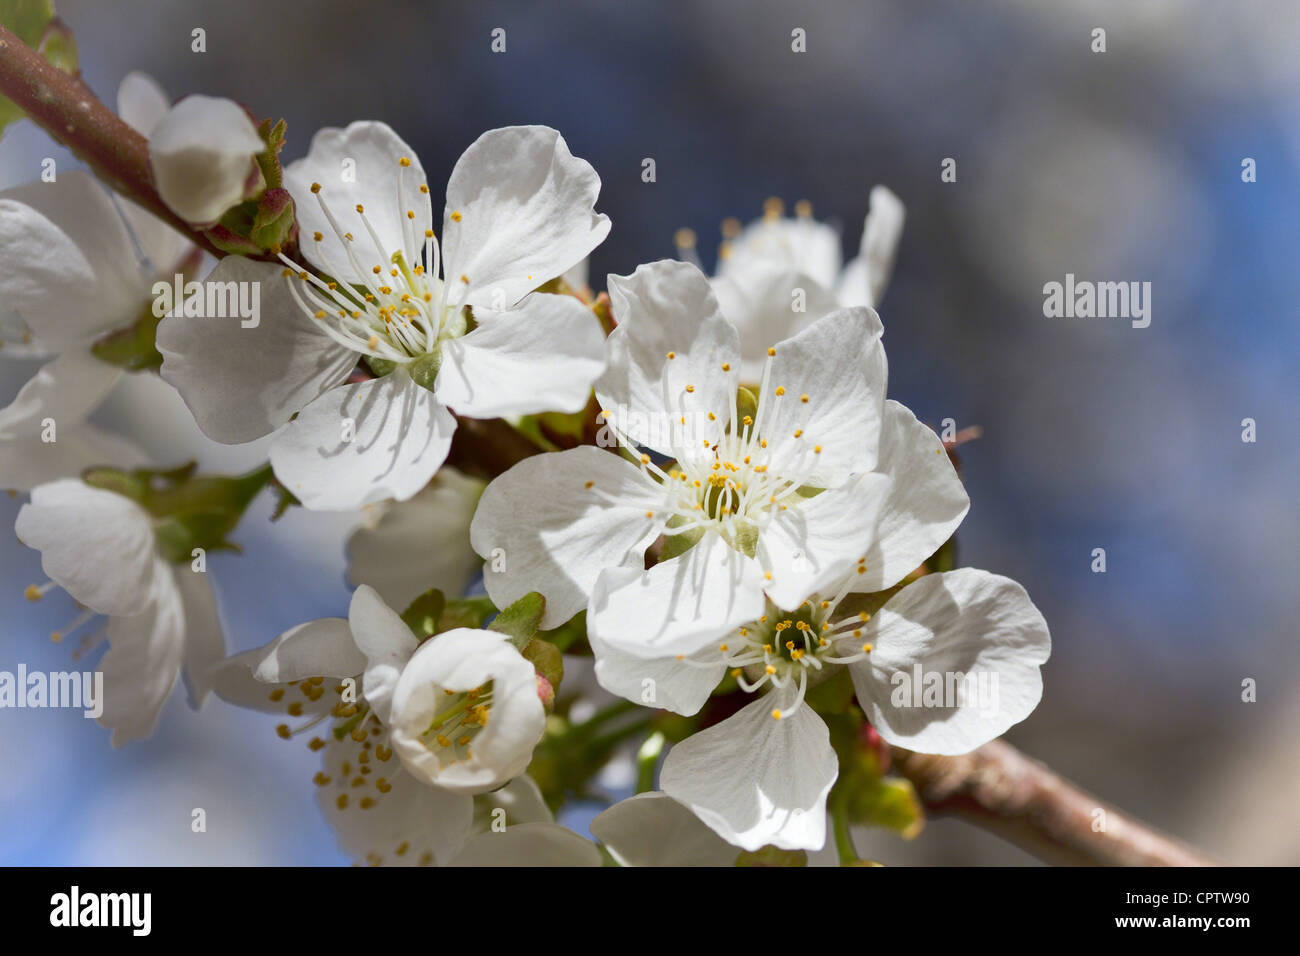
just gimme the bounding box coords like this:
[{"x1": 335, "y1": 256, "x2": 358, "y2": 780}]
[
  {"x1": 757, "y1": 472, "x2": 891, "y2": 610},
  {"x1": 846, "y1": 568, "x2": 1051, "y2": 755},
  {"x1": 0, "y1": 426, "x2": 145, "y2": 492},
  {"x1": 15, "y1": 479, "x2": 162, "y2": 616},
  {"x1": 157, "y1": 257, "x2": 357, "y2": 444},
  {"x1": 450, "y1": 822, "x2": 602, "y2": 867},
  {"x1": 759, "y1": 306, "x2": 887, "y2": 487},
  {"x1": 855, "y1": 400, "x2": 970, "y2": 592},
  {"x1": 719, "y1": 215, "x2": 842, "y2": 289},
  {"x1": 347, "y1": 468, "x2": 485, "y2": 611},
  {"x1": 239, "y1": 618, "x2": 365, "y2": 684},
  {"x1": 0, "y1": 349, "x2": 122, "y2": 437},
  {"x1": 711, "y1": 263, "x2": 841, "y2": 382},
  {"x1": 319, "y1": 739, "x2": 473, "y2": 866},
  {"x1": 598, "y1": 260, "x2": 739, "y2": 455},
  {"x1": 115, "y1": 72, "x2": 194, "y2": 274},
  {"x1": 98, "y1": 574, "x2": 186, "y2": 746},
  {"x1": 589, "y1": 530, "x2": 766, "y2": 660},
  {"x1": 837, "y1": 185, "x2": 906, "y2": 310},
  {"x1": 591, "y1": 792, "x2": 740, "y2": 866},
  {"x1": 442, "y1": 125, "x2": 609, "y2": 309},
  {"x1": 349, "y1": 584, "x2": 419, "y2": 725},
  {"x1": 472, "y1": 774, "x2": 554, "y2": 828},
  {"x1": 269, "y1": 367, "x2": 456, "y2": 511},
  {"x1": 435, "y1": 292, "x2": 606, "y2": 418},
  {"x1": 285, "y1": 121, "x2": 430, "y2": 283},
  {"x1": 660, "y1": 686, "x2": 837, "y2": 851},
  {"x1": 149, "y1": 95, "x2": 264, "y2": 225},
  {"x1": 0, "y1": 172, "x2": 146, "y2": 346},
  {"x1": 588, "y1": 631, "x2": 726, "y2": 716},
  {"x1": 388, "y1": 628, "x2": 545, "y2": 794},
  {"x1": 470, "y1": 445, "x2": 663, "y2": 630},
  {"x1": 116, "y1": 70, "x2": 170, "y2": 135},
  {"x1": 174, "y1": 567, "x2": 225, "y2": 708}
]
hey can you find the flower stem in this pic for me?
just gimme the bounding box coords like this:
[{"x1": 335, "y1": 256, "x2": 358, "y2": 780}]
[
  {"x1": 635, "y1": 730, "x2": 665, "y2": 793},
  {"x1": 830, "y1": 789, "x2": 858, "y2": 864}
]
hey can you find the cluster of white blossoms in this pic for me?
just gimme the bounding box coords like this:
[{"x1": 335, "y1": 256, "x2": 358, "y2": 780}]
[{"x1": 2, "y1": 81, "x2": 1049, "y2": 865}]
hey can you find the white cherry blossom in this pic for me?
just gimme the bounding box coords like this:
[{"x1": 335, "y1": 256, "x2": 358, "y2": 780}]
[{"x1": 158, "y1": 123, "x2": 610, "y2": 510}]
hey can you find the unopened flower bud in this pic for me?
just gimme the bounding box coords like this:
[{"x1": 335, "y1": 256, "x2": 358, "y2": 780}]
[{"x1": 149, "y1": 95, "x2": 265, "y2": 225}]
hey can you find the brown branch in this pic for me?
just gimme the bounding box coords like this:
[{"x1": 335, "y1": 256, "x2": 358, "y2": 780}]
[
  {"x1": 0, "y1": 22, "x2": 225, "y2": 258},
  {"x1": 445, "y1": 416, "x2": 545, "y2": 481},
  {"x1": 891, "y1": 740, "x2": 1218, "y2": 866}
]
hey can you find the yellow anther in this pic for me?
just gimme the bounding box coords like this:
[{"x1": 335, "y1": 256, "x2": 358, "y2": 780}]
[
  {"x1": 313, "y1": 231, "x2": 323, "y2": 242},
  {"x1": 775, "y1": 386, "x2": 786, "y2": 396},
  {"x1": 771, "y1": 709, "x2": 782, "y2": 719},
  {"x1": 310, "y1": 182, "x2": 321, "y2": 193},
  {"x1": 674, "y1": 227, "x2": 696, "y2": 248},
  {"x1": 399, "y1": 156, "x2": 411, "y2": 167},
  {"x1": 450, "y1": 210, "x2": 462, "y2": 222},
  {"x1": 800, "y1": 393, "x2": 809, "y2": 403}
]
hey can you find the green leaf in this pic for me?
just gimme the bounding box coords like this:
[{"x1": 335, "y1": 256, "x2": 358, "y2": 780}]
[
  {"x1": 487, "y1": 591, "x2": 546, "y2": 648},
  {"x1": 400, "y1": 588, "x2": 445, "y2": 642},
  {"x1": 0, "y1": 1, "x2": 79, "y2": 139}
]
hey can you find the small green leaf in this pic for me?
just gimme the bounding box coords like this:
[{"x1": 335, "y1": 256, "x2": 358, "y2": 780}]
[
  {"x1": 400, "y1": 588, "x2": 445, "y2": 642},
  {"x1": 0, "y1": 1, "x2": 79, "y2": 139},
  {"x1": 439, "y1": 596, "x2": 497, "y2": 632},
  {"x1": 488, "y1": 591, "x2": 546, "y2": 647}
]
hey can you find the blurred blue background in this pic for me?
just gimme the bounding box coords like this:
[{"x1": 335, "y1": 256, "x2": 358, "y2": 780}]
[{"x1": 1, "y1": 0, "x2": 1297, "y2": 864}]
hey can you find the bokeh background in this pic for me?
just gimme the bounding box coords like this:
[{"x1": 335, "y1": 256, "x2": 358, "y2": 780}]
[{"x1": 2, "y1": 0, "x2": 1296, "y2": 865}]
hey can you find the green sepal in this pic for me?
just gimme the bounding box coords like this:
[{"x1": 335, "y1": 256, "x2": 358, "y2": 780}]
[
  {"x1": 734, "y1": 846, "x2": 807, "y2": 867},
  {"x1": 520, "y1": 637, "x2": 563, "y2": 692},
  {"x1": 400, "y1": 588, "x2": 446, "y2": 642},
  {"x1": 407, "y1": 349, "x2": 441, "y2": 391},
  {"x1": 152, "y1": 510, "x2": 242, "y2": 563},
  {"x1": 365, "y1": 356, "x2": 399, "y2": 378},
  {"x1": 438, "y1": 596, "x2": 497, "y2": 632},
  {"x1": 89, "y1": 310, "x2": 163, "y2": 371},
  {"x1": 659, "y1": 515, "x2": 704, "y2": 562},
  {"x1": 249, "y1": 187, "x2": 296, "y2": 251},
  {"x1": 847, "y1": 775, "x2": 924, "y2": 839},
  {"x1": 488, "y1": 591, "x2": 546, "y2": 648},
  {"x1": 734, "y1": 386, "x2": 758, "y2": 428}
]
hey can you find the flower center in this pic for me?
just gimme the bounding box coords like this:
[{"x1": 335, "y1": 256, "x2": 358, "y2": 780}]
[
  {"x1": 277, "y1": 158, "x2": 470, "y2": 386},
  {"x1": 596, "y1": 345, "x2": 828, "y2": 556},
  {"x1": 418, "y1": 680, "x2": 494, "y2": 766},
  {"x1": 687, "y1": 579, "x2": 877, "y2": 722}
]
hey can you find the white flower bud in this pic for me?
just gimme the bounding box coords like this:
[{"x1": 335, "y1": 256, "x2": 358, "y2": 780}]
[
  {"x1": 148, "y1": 95, "x2": 265, "y2": 225},
  {"x1": 387, "y1": 628, "x2": 545, "y2": 795}
]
